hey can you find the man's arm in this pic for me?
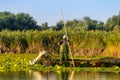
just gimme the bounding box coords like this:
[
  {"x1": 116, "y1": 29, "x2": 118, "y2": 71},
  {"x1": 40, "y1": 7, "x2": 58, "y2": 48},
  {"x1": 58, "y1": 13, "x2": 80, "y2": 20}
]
[
  {"x1": 58, "y1": 40, "x2": 63, "y2": 45},
  {"x1": 67, "y1": 40, "x2": 71, "y2": 45}
]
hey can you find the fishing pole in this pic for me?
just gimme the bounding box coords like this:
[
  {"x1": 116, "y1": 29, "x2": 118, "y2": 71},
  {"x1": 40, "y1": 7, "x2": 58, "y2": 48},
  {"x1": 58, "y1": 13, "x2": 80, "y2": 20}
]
[{"x1": 61, "y1": 8, "x2": 75, "y2": 68}]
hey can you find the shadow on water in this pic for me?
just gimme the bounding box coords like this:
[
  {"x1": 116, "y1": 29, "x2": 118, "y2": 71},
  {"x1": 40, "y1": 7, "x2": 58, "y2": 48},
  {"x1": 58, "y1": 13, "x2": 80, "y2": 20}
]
[{"x1": 0, "y1": 70, "x2": 120, "y2": 80}]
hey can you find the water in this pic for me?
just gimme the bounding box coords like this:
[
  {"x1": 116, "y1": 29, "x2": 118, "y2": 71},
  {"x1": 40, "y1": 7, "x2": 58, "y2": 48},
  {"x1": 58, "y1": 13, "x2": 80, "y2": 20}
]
[{"x1": 0, "y1": 70, "x2": 120, "y2": 80}]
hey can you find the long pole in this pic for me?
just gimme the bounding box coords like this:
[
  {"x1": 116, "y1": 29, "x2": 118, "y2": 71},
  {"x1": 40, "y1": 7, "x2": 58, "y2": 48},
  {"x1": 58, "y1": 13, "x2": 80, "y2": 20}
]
[
  {"x1": 61, "y1": 9, "x2": 68, "y2": 40},
  {"x1": 61, "y1": 8, "x2": 75, "y2": 68}
]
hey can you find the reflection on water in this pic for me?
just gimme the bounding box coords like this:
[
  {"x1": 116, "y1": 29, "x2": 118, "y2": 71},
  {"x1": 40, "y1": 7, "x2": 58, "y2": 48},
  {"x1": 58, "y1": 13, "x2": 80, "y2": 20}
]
[
  {"x1": 0, "y1": 70, "x2": 120, "y2": 80},
  {"x1": 29, "y1": 70, "x2": 75, "y2": 80}
]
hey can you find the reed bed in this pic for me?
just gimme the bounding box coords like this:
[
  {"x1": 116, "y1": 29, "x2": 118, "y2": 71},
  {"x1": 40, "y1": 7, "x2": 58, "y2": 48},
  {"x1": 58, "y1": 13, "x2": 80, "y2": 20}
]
[{"x1": 0, "y1": 30, "x2": 120, "y2": 57}]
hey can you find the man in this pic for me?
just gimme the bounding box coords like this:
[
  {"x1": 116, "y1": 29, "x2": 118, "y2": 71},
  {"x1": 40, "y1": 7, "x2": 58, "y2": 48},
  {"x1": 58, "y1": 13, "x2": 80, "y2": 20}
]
[{"x1": 58, "y1": 35, "x2": 71, "y2": 62}]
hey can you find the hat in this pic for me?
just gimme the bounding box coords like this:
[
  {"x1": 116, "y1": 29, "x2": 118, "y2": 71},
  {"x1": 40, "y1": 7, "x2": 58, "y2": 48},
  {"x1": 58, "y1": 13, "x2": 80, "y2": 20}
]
[{"x1": 63, "y1": 35, "x2": 67, "y2": 39}]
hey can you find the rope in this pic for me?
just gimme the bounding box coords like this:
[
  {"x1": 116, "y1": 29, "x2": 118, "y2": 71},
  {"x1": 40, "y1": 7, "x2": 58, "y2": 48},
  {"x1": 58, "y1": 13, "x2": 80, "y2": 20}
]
[{"x1": 61, "y1": 8, "x2": 75, "y2": 68}]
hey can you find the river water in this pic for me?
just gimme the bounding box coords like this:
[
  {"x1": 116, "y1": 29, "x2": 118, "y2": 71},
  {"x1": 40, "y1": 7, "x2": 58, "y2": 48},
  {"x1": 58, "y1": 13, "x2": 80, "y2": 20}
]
[{"x1": 0, "y1": 70, "x2": 120, "y2": 80}]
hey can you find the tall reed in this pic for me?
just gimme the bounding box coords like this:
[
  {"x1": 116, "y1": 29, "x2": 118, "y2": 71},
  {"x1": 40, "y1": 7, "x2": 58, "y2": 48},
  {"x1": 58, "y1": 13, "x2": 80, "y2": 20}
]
[{"x1": 0, "y1": 30, "x2": 120, "y2": 57}]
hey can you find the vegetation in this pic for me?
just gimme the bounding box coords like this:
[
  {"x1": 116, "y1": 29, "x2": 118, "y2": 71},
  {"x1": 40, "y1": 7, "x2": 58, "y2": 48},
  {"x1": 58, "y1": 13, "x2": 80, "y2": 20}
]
[
  {"x1": 0, "y1": 11, "x2": 120, "y2": 71},
  {"x1": 0, "y1": 11, "x2": 41, "y2": 31},
  {"x1": 1, "y1": 54, "x2": 120, "y2": 72},
  {"x1": 0, "y1": 11, "x2": 120, "y2": 31},
  {"x1": 0, "y1": 30, "x2": 120, "y2": 58}
]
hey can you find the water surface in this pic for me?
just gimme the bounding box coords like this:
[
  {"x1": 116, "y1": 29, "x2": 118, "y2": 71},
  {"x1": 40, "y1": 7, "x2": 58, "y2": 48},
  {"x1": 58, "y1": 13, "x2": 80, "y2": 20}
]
[{"x1": 0, "y1": 70, "x2": 120, "y2": 80}]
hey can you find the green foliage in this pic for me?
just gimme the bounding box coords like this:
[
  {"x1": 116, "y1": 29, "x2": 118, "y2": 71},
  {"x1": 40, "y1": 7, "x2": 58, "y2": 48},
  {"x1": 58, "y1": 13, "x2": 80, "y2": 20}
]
[
  {"x1": 63, "y1": 17, "x2": 106, "y2": 31},
  {"x1": 41, "y1": 22, "x2": 48, "y2": 30},
  {"x1": 0, "y1": 54, "x2": 36, "y2": 71},
  {"x1": 1, "y1": 11, "x2": 120, "y2": 56},
  {"x1": 56, "y1": 20, "x2": 64, "y2": 30},
  {"x1": 1, "y1": 54, "x2": 120, "y2": 72},
  {"x1": 1, "y1": 11, "x2": 120, "y2": 32},
  {"x1": 106, "y1": 12, "x2": 120, "y2": 31},
  {"x1": 0, "y1": 11, "x2": 40, "y2": 31}
]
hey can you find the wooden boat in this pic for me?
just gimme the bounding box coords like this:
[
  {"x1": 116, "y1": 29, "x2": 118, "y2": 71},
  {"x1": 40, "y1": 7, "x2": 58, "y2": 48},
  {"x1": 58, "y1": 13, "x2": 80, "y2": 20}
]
[{"x1": 29, "y1": 50, "x2": 120, "y2": 67}]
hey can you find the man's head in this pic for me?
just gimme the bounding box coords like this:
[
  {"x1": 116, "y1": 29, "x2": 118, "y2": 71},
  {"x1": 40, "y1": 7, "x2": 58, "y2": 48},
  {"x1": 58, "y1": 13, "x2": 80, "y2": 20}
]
[{"x1": 63, "y1": 35, "x2": 67, "y2": 40}]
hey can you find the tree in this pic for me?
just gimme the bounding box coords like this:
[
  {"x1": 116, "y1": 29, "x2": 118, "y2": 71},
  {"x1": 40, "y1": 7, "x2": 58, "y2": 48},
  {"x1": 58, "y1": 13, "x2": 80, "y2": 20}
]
[
  {"x1": 41, "y1": 22, "x2": 48, "y2": 30},
  {"x1": 73, "y1": 21, "x2": 88, "y2": 31},
  {"x1": 83, "y1": 16, "x2": 97, "y2": 30},
  {"x1": 96, "y1": 21, "x2": 105, "y2": 30},
  {"x1": 0, "y1": 11, "x2": 16, "y2": 30},
  {"x1": 56, "y1": 20, "x2": 64, "y2": 30},
  {"x1": 16, "y1": 13, "x2": 38, "y2": 30},
  {"x1": 106, "y1": 12, "x2": 120, "y2": 31},
  {"x1": 0, "y1": 11, "x2": 40, "y2": 31}
]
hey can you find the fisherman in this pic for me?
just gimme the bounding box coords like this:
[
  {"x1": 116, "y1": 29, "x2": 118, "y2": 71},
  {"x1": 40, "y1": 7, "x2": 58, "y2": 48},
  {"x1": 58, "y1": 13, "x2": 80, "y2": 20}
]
[{"x1": 58, "y1": 35, "x2": 71, "y2": 62}]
